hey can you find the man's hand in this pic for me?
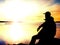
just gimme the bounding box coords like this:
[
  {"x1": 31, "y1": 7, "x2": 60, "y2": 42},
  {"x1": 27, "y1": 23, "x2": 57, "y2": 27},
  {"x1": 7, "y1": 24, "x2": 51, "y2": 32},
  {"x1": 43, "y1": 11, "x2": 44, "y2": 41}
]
[{"x1": 37, "y1": 29, "x2": 39, "y2": 32}]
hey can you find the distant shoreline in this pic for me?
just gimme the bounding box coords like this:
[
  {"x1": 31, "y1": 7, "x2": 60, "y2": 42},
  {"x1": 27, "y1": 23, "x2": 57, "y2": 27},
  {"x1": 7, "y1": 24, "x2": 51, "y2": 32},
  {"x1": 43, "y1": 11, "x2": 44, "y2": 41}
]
[{"x1": 56, "y1": 21, "x2": 60, "y2": 23}]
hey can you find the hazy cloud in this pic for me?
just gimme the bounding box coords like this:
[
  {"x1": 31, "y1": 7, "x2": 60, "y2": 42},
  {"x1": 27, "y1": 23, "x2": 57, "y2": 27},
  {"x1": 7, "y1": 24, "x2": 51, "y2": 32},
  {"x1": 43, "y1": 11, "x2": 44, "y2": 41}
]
[
  {"x1": 54, "y1": 0, "x2": 60, "y2": 4},
  {"x1": 0, "y1": 0, "x2": 5, "y2": 2},
  {"x1": 36, "y1": 0, "x2": 60, "y2": 5}
]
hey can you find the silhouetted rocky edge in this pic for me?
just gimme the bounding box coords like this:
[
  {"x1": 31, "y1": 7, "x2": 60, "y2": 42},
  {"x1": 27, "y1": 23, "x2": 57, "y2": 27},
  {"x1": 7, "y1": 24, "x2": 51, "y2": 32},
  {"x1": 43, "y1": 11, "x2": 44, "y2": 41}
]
[
  {"x1": 15, "y1": 38, "x2": 60, "y2": 45},
  {"x1": 36, "y1": 38, "x2": 60, "y2": 45}
]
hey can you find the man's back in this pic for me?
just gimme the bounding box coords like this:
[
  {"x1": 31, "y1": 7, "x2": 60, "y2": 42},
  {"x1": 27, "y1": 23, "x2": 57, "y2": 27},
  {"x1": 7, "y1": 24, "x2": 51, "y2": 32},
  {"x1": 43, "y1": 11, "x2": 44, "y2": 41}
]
[{"x1": 37, "y1": 16, "x2": 56, "y2": 39}]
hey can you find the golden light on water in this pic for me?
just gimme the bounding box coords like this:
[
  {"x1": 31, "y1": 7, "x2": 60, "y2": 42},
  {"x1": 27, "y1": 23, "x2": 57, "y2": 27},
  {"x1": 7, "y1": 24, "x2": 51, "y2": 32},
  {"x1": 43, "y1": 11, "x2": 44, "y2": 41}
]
[{"x1": 8, "y1": 21, "x2": 24, "y2": 42}]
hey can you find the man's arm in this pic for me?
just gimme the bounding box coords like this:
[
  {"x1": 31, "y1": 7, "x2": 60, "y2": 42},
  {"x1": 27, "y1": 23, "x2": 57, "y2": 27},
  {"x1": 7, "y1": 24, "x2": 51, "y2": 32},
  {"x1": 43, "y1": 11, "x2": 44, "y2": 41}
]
[{"x1": 37, "y1": 23, "x2": 44, "y2": 31}]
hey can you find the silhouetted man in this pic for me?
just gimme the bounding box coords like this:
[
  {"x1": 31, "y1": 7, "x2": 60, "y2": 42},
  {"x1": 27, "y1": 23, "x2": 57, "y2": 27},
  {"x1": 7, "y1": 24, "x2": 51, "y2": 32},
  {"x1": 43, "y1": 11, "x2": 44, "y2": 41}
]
[{"x1": 29, "y1": 11, "x2": 56, "y2": 45}]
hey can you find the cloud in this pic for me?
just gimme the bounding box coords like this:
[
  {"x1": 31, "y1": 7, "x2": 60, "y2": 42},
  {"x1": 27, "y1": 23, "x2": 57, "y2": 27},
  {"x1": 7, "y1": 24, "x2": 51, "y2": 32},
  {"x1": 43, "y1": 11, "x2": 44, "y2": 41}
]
[
  {"x1": 0, "y1": 0, "x2": 5, "y2": 2},
  {"x1": 24, "y1": 0, "x2": 53, "y2": 6},
  {"x1": 54, "y1": 0, "x2": 60, "y2": 4},
  {"x1": 36, "y1": 0, "x2": 60, "y2": 6}
]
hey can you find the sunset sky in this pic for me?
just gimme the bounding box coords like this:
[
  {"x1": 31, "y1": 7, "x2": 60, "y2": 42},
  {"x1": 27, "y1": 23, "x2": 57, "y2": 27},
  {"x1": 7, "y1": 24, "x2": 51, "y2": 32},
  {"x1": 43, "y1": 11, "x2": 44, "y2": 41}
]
[{"x1": 0, "y1": 0, "x2": 60, "y2": 44}]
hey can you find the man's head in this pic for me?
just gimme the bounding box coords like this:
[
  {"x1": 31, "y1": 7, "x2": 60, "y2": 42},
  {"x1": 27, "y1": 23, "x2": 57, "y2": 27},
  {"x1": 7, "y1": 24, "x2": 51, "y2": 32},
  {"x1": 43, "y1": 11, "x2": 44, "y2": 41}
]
[
  {"x1": 44, "y1": 11, "x2": 51, "y2": 16},
  {"x1": 44, "y1": 11, "x2": 51, "y2": 20}
]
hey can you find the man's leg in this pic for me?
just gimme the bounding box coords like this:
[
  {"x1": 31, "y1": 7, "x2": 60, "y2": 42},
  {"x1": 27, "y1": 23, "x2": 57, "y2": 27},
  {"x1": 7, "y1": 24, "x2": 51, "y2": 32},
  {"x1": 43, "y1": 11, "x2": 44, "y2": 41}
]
[{"x1": 29, "y1": 35, "x2": 38, "y2": 45}]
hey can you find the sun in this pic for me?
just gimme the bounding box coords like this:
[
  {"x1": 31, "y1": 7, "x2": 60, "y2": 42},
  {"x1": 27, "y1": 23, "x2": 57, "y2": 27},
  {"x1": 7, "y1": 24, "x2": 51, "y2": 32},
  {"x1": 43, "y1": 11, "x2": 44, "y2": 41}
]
[{"x1": 1, "y1": 0, "x2": 40, "y2": 21}]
